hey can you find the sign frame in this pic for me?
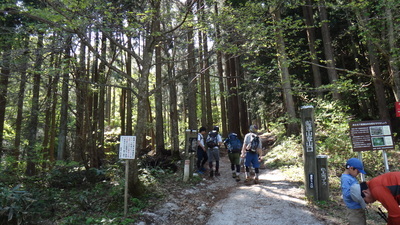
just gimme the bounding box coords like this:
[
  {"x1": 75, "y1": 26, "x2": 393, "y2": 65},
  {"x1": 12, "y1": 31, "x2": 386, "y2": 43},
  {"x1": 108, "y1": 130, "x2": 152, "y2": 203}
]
[{"x1": 349, "y1": 120, "x2": 394, "y2": 152}]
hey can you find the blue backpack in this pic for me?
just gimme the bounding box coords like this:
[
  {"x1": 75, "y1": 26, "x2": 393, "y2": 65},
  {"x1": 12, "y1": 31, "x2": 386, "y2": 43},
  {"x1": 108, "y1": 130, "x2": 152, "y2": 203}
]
[{"x1": 225, "y1": 133, "x2": 242, "y2": 153}]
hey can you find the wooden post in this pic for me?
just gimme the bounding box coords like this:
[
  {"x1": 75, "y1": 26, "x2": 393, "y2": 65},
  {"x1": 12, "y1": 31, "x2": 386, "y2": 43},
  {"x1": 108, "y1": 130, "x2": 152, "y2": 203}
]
[
  {"x1": 124, "y1": 159, "x2": 129, "y2": 217},
  {"x1": 184, "y1": 129, "x2": 197, "y2": 181},
  {"x1": 301, "y1": 106, "x2": 317, "y2": 199},
  {"x1": 316, "y1": 155, "x2": 329, "y2": 201}
]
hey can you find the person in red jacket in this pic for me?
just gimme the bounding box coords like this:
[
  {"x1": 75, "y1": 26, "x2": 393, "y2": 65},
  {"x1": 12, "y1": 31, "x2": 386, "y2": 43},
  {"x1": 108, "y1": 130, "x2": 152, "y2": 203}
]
[{"x1": 361, "y1": 172, "x2": 400, "y2": 224}]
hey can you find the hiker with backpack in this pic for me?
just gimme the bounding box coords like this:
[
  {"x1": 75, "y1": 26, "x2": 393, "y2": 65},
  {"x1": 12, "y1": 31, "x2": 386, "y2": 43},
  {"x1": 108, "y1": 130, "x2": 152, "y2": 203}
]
[
  {"x1": 241, "y1": 125, "x2": 262, "y2": 184},
  {"x1": 224, "y1": 133, "x2": 242, "y2": 182},
  {"x1": 206, "y1": 126, "x2": 223, "y2": 177},
  {"x1": 196, "y1": 127, "x2": 208, "y2": 174}
]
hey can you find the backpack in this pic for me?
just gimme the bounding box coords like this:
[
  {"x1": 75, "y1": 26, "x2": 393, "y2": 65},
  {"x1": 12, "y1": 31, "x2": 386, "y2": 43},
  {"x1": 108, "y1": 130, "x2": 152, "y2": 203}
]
[
  {"x1": 247, "y1": 135, "x2": 260, "y2": 153},
  {"x1": 225, "y1": 133, "x2": 242, "y2": 153},
  {"x1": 206, "y1": 131, "x2": 218, "y2": 148}
]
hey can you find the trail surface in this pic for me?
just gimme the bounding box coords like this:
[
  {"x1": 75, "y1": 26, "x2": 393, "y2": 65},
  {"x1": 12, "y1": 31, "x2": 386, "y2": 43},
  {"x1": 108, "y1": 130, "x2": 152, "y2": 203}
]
[{"x1": 136, "y1": 153, "x2": 337, "y2": 225}]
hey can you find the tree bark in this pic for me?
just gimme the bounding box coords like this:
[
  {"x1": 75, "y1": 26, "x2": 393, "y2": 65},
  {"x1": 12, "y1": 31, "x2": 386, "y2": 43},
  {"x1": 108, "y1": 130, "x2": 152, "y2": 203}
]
[
  {"x1": 155, "y1": 1, "x2": 165, "y2": 154},
  {"x1": 14, "y1": 36, "x2": 29, "y2": 162},
  {"x1": 385, "y1": 2, "x2": 400, "y2": 101},
  {"x1": 75, "y1": 37, "x2": 88, "y2": 164},
  {"x1": 26, "y1": 32, "x2": 45, "y2": 175},
  {"x1": 0, "y1": 37, "x2": 11, "y2": 158},
  {"x1": 56, "y1": 35, "x2": 72, "y2": 162},
  {"x1": 187, "y1": 19, "x2": 197, "y2": 130},
  {"x1": 355, "y1": 8, "x2": 390, "y2": 120},
  {"x1": 302, "y1": 0, "x2": 322, "y2": 98},
  {"x1": 318, "y1": 0, "x2": 340, "y2": 100},
  {"x1": 214, "y1": 3, "x2": 228, "y2": 137},
  {"x1": 273, "y1": 9, "x2": 299, "y2": 136}
]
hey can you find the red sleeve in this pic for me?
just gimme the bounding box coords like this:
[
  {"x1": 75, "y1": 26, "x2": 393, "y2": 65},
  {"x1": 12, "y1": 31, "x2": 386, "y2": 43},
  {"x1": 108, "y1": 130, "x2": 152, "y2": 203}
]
[{"x1": 372, "y1": 186, "x2": 400, "y2": 225}]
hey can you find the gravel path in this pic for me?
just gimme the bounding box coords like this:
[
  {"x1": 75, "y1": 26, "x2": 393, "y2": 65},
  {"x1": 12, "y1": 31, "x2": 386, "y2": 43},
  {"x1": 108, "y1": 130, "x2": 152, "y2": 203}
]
[
  {"x1": 136, "y1": 153, "x2": 332, "y2": 225},
  {"x1": 206, "y1": 168, "x2": 324, "y2": 225}
]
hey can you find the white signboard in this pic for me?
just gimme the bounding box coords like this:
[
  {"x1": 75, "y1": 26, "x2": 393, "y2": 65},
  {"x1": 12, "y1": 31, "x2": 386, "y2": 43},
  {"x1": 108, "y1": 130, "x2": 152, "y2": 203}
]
[{"x1": 119, "y1": 136, "x2": 136, "y2": 159}]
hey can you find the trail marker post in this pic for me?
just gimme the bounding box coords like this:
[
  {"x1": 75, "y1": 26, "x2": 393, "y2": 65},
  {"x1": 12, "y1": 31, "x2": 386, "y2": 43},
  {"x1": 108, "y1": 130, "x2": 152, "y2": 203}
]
[
  {"x1": 184, "y1": 129, "x2": 197, "y2": 181},
  {"x1": 316, "y1": 155, "x2": 329, "y2": 201},
  {"x1": 301, "y1": 106, "x2": 317, "y2": 199}
]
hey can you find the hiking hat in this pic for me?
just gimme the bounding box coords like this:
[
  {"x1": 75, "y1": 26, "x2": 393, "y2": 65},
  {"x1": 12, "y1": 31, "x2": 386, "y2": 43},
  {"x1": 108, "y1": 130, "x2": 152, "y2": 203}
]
[
  {"x1": 350, "y1": 183, "x2": 367, "y2": 209},
  {"x1": 249, "y1": 125, "x2": 258, "y2": 133},
  {"x1": 346, "y1": 158, "x2": 366, "y2": 174}
]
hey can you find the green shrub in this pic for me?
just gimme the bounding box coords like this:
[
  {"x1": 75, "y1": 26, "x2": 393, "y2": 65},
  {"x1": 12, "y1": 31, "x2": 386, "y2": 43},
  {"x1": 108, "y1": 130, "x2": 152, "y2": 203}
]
[{"x1": 0, "y1": 184, "x2": 35, "y2": 224}]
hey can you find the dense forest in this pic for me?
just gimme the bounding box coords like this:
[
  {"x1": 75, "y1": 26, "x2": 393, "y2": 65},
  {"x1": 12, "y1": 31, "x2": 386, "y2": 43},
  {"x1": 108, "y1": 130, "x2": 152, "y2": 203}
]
[{"x1": 1, "y1": 0, "x2": 400, "y2": 223}]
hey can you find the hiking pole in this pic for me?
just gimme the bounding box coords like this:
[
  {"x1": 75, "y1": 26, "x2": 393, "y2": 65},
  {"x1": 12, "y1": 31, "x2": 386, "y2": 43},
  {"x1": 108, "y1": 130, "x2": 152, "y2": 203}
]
[{"x1": 376, "y1": 208, "x2": 388, "y2": 222}]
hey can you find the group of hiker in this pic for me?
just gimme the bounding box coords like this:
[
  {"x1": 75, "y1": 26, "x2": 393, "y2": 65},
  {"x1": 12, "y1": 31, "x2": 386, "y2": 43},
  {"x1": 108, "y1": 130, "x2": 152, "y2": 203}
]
[
  {"x1": 341, "y1": 157, "x2": 400, "y2": 225},
  {"x1": 196, "y1": 125, "x2": 262, "y2": 184}
]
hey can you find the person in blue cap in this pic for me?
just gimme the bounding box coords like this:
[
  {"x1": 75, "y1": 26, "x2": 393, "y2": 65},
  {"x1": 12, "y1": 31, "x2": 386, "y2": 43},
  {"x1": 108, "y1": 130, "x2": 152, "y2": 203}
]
[{"x1": 341, "y1": 158, "x2": 367, "y2": 225}]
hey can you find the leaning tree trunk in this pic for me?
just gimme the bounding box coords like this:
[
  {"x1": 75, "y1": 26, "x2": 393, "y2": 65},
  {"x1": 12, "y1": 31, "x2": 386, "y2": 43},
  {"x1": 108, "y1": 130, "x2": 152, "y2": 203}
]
[
  {"x1": 355, "y1": 8, "x2": 390, "y2": 120},
  {"x1": 318, "y1": 0, "x2": 340, "y2": 100},
  {"x1": 273, "y1": 8, "x2": 299, "y2": 136},
  {"x1": 302, "y1": 0, "x2": 322, "y2": 98}
]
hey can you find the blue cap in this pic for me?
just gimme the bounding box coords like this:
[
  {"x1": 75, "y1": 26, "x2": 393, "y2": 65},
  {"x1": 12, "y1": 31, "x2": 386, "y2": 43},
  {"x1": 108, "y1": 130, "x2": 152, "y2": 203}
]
[{"x1": 346, "y1": 158, "x2": 366, "y2": 174}]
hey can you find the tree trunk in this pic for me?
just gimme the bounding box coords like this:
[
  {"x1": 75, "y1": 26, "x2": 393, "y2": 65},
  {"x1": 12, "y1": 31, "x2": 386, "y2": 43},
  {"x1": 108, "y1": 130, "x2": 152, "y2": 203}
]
[
  {"x1": 75, "y1": 38, "x2": 88, "y2": 164},
  {"x1": 155, "y1": 2, "x2": 165, "y2": 154},
  {"x1": 302, "y1": 0, "x2": 322, "y2": 98},
  {"x1": 214, "y1": 3, "x2": 228, "y2": 137},
  {"x1": 227, "y1": 56, "x2": 240, "y2": 135},
  {"x1": 26, "y1": 32, "x2": 44, "y2": 175},
  {"x1": 168, "y1": 56, "x2": 179, "y2": 154},
  {"x1": 187, "y1": 21, "x2": 197, "y2": 130},
  {"x1": 126, "y1": 39, "x2": 133, "y2": 135},
  {"x1": 318, "y1": 0, "x2": 340, "y2": 100},
  {"x1": 0, "y1": 38, "x2": 11, "y2": 158},
  {"x1": 14, "y1": 36, "x2": 29, "y2": 162},
  {"x1": 273, "y1": 9, "x2": 299, "y2": 136},
  {"x1": 385, "y1": 2, "x2": 400, "y2": 101},
  {"x1": 56, "y1": 35, "x2": 72, "y2": 161},
  {"x1": 355, "y1": 8, "x2": 390, "y2": 120},
  {"x1": 198, "y1": 19, "x2": 207, "y2": 128},
  {"x1": 236, "y1": 56, "x2": 248, "y2": 139},
  {"x1": 95, "y1": 34, "x2": 107, "y2": 168}
]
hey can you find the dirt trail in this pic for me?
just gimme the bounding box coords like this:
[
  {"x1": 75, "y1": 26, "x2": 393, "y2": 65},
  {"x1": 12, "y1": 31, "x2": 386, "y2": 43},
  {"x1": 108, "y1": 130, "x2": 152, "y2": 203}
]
[
  {"x1": 206, "y1": 169, "x2": 323, "y2": 225},
  {"x1": 135, "y1": 152, "x2": 336, "y2": 225}
]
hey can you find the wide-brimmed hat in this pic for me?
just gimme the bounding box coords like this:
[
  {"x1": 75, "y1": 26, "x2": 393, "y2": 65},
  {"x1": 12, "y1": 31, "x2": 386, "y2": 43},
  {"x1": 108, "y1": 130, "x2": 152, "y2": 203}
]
[{"x1": 346, "y1": 158, "x2": 366, "y2": 174}]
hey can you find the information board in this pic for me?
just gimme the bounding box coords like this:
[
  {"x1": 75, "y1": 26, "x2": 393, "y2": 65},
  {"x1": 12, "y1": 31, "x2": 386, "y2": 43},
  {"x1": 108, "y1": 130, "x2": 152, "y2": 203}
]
[
  {"x1": 349, "y1": 120, "x2": 394, "y2": 152},
  {"x1": 119, "y1": 136, "x2": 136, "y2": 159},
  {"x1": 396, "y1": 102, "x2": 400, "y2": 117}
]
